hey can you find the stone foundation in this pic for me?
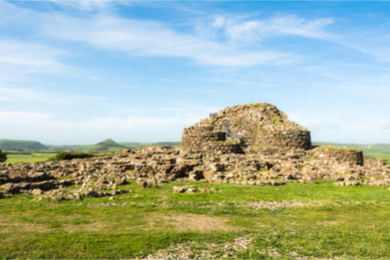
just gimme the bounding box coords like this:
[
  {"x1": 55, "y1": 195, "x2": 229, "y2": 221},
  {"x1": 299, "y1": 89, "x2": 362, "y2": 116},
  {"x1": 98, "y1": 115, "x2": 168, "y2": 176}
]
[{"x1": 202, "y1": 141, "x2": 244, "y2": 155}]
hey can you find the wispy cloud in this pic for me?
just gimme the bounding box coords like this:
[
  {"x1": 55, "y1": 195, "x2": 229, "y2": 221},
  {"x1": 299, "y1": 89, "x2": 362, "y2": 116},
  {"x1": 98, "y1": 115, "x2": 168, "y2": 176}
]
[
  {"x1": 0, "y1": 39, "x2": 68, "y2": 74},
  {"x1": 1, "y1": 1, "x2": 364, "y2": 69},
  {"x1": 40, "y1": 14, "x2": 297, "y2": 67},
  {"x1": 0, "y1": 87, "x2": 106, "y2": 104},
  {"x1": 223, "y1": 15, "x2": 334, "y2": 43}
]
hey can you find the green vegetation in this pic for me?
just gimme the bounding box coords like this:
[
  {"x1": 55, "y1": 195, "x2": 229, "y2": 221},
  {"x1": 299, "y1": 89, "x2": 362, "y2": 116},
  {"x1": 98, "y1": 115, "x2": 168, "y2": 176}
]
[
  {"x1": 45, "y1": 144, "x2": 95, "y2": 151},
  {"x1": 1, "y1": 181, "x2": 390, "y2": 258},
  {"x1": 0, "y1": 150, "x2": 6, "y2": 163},
  {"x1": 317, "y1": 145, "x2": 361, "y2": 152},
  {"x1": 365, "y1": 153, "x2": 390, "y2": 163},
  {"x1": 47, "y1": 152, "x2": 94, "y2": 162},
  {"x1": 4, "y1": 153, "x2": 57, "y2": 164},
  {"x1": 0, "y1": 139, "x2": 47, "y2": 151}
]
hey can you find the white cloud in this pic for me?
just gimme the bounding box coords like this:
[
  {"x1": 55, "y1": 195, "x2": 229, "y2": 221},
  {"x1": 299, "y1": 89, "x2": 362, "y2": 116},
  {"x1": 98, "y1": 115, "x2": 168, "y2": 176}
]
[
  {"x1": 0, "y1": 111, "x2": 51, "y2": 124},
  {"x1": 0, "y1": 39, "x2": 71, "y2": 91},
  {"x1": 213, "y1": 16, "x2": 225, "y2": 28},
  {"x1": 289, "y1": 112, "x2": 390, "y2": 144},
  {"x1": 0, "y1": 39, "x2": 68, "y2": 74},
  {"x1": 0, "y1": 87, "x2": 43, "y2": 102},
  {"x1": 0, "y1": 111, "x2": 195, "y2": 144},
  {"x1": 379, "y1": 119, "x2": 390, "y2": 129}
]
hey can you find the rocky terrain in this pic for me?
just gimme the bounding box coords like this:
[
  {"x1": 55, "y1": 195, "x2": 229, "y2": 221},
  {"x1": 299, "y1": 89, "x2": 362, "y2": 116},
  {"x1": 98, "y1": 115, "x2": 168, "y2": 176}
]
[{"x1": 1, "y1": 102, "x2": 389, "y2": 201}]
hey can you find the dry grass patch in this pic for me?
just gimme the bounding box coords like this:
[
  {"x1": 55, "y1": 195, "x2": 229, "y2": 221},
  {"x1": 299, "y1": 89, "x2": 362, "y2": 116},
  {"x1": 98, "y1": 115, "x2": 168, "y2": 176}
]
[
  {"x1": 148, "y1": 213, "x2": 245, "y2": 232},
  {"x1": 143, "y1": 236, "x2": 253, "y2": 259},
  {"x1": 0, "y1": 223, "x2": 50, "y2": 233},
  {"x1": 316, "y1": 220, "x2": 345, "y2": 226}
]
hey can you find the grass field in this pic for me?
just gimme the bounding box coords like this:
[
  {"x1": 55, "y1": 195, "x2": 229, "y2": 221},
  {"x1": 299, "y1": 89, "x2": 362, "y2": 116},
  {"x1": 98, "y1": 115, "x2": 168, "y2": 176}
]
[
  {"x1": 365, "y1": 153, "x2": 390, "y2": 163},
  {"x1": 4, "y1": 153, "x2": 57, "y2": 164},
  {"x1": 1, "y1": 180, "x2": 390, "y2": 259}
]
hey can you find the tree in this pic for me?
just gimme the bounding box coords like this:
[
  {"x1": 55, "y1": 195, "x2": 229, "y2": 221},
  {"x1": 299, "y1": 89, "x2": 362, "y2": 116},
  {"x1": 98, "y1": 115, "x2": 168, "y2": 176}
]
[{"x1": 0, "y1": 150, "x2": 7, "y2": 163}]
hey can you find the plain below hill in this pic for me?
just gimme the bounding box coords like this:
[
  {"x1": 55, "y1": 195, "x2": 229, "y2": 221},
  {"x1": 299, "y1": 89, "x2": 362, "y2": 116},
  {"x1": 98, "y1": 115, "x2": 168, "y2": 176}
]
[
  {"x1": 118, "y1": 141, "x2": 181, "y2": 149},
  {"x1": 0, "y1": 139, "x2": 47, "y2": 151}
]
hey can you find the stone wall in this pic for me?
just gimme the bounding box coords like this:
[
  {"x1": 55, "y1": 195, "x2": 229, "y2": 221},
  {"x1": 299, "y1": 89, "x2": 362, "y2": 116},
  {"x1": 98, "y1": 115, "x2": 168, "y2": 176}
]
[
  {"x1": 201, "y1": 141, "x2": 244, "y2": 155},
  {"x1": 309, "y1": 146, "x2": 364, "y2": 166},
  {"x1": 181, "y1": 118, "x2": 228, "y2": 152},
  {"x1": 254, "y1": 128, "x2": 311, "y2": 150}
]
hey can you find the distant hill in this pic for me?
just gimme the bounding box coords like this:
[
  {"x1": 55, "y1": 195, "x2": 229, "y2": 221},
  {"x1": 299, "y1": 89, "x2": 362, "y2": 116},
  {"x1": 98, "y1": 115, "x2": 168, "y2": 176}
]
[
  {"x1": 45, "y1": 140, "x2": 181, "y2": 153},
  {"x1": 89, "y1": 138, "x2": 126, "y2": 152},
  {"x1": 0, "y1": 139, "x2": 47, "y2": 151}
]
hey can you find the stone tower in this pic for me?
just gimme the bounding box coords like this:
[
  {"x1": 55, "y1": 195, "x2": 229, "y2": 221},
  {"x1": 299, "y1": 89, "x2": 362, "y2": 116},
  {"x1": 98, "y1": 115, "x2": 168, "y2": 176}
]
[{"x1": 181, "y1": 102, "x2": 311, "y2": 153}]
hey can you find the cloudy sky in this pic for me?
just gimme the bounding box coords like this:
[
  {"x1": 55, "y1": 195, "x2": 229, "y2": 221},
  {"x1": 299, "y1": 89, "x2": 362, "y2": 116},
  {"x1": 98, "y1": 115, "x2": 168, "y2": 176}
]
[{"x1": 0, "y1": 0, "x2": 389, "y2": 145}]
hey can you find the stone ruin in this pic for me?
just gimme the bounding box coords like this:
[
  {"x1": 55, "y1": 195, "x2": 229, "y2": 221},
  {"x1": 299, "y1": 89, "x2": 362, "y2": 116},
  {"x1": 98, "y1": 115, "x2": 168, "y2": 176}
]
[
  {"x1": 0, "y1": 102, "x2": 388, "y2": 201},
  {"x1": 181, "y1": 102, "x2": 363, "y2": 164},
  {"x1": 182, "y1": 102, "x2": 311, "y2": 153}
]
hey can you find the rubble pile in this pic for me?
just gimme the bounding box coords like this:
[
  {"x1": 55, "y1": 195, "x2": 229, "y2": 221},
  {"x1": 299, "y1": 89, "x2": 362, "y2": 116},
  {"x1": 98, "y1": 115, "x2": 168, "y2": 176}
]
[{"x1": 1, "y1": 102, "x2": 389, "y2": 200}]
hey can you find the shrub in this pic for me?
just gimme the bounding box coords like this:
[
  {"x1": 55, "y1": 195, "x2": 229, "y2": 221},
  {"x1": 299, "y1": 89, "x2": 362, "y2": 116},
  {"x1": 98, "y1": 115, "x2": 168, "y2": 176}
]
[
  {"x1": 0, "y1": 149, "x2": 7, "y2": 163},
  {"x1": 48, "y1": 151, "x2": 94, "y2": 161}
]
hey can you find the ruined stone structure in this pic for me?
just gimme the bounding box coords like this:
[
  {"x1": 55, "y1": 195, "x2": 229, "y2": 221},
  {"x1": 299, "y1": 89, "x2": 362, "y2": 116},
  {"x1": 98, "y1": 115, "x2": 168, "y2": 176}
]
[
  {"x1": 1, "y1": 102, "x2": 389, "y2": 201},
  {"x1": 181, "y1": 102, "x2": 311, "y2": 153}
]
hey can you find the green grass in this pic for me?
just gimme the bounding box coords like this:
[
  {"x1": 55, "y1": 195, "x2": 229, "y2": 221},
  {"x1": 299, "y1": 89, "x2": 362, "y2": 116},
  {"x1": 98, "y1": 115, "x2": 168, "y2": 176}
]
[
  {"x1": 107, "y1": 147, "x2": 125, "y2": 153},
  {"x1": 1, "y1": 180, "x2": 390, "y2": 258},
  {"x1": 3, "y1": 153, "x2": 57, "y2": 164},
  {"x1": 365, "y1": 153, "x2": 390, "y2": 162}
]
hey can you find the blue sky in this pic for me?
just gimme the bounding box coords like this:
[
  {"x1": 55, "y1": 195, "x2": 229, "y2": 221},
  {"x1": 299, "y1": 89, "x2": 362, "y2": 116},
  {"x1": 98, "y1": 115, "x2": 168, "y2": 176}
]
[{"x1": 0, "y1": 0, "x2": 390, "y2": 145}]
